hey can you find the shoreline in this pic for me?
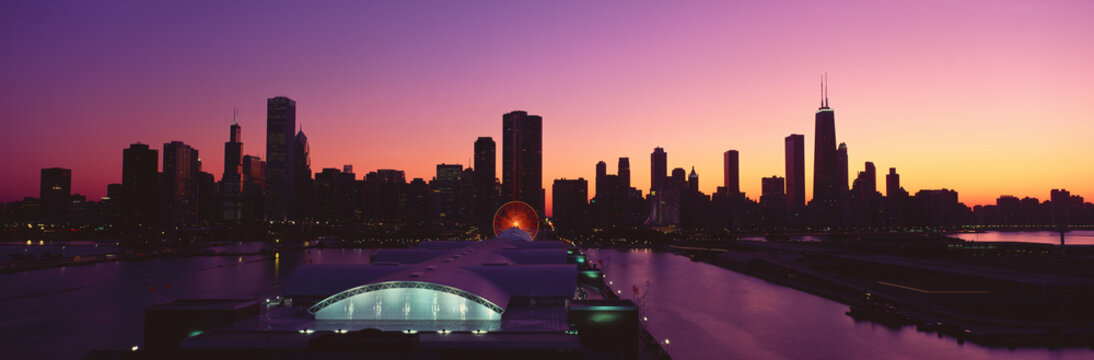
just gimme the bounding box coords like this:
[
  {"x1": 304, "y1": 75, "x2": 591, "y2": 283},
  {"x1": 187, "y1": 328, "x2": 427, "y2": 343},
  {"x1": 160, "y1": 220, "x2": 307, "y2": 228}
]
[{"x1": 673, "y1": 245, "x2": 1094, "y2": 349}]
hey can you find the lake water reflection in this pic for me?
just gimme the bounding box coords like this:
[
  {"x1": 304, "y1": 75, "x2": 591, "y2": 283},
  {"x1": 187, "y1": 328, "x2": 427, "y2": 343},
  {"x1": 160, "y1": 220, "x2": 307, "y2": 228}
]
[{"x1": 587, "y1": 248, "x2": 1091, "y2": 360}]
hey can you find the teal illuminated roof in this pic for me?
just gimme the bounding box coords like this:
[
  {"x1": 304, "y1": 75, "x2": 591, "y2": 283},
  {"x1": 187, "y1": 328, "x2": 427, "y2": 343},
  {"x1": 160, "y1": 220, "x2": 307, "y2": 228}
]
[{"x1": 816, "y1": 108, "x2": 834, "y2": 114}]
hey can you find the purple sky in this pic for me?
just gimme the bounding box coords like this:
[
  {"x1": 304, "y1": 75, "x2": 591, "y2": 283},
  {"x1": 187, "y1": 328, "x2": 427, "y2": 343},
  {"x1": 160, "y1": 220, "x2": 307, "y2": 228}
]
[{"x1": 2, "y1": 0, "x2": 1093, "y2": 213}]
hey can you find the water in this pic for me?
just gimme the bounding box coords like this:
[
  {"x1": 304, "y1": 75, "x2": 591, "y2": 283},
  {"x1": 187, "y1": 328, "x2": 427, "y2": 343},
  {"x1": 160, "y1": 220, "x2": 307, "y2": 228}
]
[
  {"x1": 952, "y1": 230, "x2": 1094, "y2": 245},
  {"x1": 0, "y1": 246, "x2": 373, "y2": 359},
  {"x1": 0, "y1": 241, "x2": 123, "y2": 259},
  {"x1": 587, "y1": 248, "x2": 1092, "y2": 360},
  {"x1": 2, "y1": 240, "x2": 1090, "y2": 359}
]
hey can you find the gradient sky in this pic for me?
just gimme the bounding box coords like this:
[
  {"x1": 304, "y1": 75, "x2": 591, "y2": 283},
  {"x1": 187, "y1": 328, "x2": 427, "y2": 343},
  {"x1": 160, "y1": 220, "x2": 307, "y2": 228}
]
[{"x1": 2, "y1": 0, "x2": 1092, "y2": 215}]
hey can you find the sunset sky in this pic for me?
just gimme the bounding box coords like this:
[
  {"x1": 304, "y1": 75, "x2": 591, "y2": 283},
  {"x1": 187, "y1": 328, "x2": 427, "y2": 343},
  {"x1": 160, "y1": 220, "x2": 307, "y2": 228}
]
[{"x1": 2, "y1": 0, "x2": 1092, "y2": 215}]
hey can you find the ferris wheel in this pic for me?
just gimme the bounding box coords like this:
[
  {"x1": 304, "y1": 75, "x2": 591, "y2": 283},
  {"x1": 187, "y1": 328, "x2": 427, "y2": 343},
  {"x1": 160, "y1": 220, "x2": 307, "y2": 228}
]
[{"x1": 492, "y1": 201, "x2": 539, "y2": 240}]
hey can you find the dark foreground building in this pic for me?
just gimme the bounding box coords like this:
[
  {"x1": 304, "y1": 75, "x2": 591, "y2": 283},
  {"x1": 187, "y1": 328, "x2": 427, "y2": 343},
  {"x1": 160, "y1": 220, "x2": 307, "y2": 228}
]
[{"x1": 118, "y1": 229, "x2": 640, "y2": 359}]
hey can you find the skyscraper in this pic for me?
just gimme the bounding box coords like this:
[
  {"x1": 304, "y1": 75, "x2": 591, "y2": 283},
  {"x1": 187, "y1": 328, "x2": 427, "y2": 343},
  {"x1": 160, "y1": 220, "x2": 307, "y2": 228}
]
[
  {"x1": 595, "y1": 161, "x2": 607, "y2": 198},
  {"x1": 761, "y1": 176, "x2": 786, "y2": 198},
  {"x1": 784, "y1": 135, "x2": 805, "y2": 209},
  {"x1": 651, "y1": 147, "x2": 667, "y2": 195},
  {"x1": 502, "y1": 111, "x2": 543, "y2": 215},
  {"x1": 552, "y1": 178, "x2": 588, "y2": 230},
  {"x1": 163, "y1": 141, "x2": 199, "y2": 225},
  {"x1": 434, "y1": 164, "x2": 464, "y2": 226},
  {"x1": 222, "y1": 120, "x2": 243, "y2": 221},
  {"x1": 473, "y1": 137, "x2": 497, "y2": 232},
  {"x1": 723, "y1": 150, "x2": 739, "y2": 194},
  {"x1": 688, "y1": 167, "x2": 699, "y2": 194},
  {"x1": 295, "y1": 129, "x2": 312, "y2": 220},
  {"x1": 650, "y1": 147, "x2": 668, "y2": 224},
  {"x1": 813, "y1": 77, "x2": 838, "y2": 203},
  {"x1": 860, "y1": 161, "x2": 876, "y2": 194},
  {"x1": 837, "y1": 142, "x2": 849, "y2": 193},
  {"x1": 618, "y1": 157, "x2": 630, "y2": 189},
  {"x1": 122, "y1": 143, "x2": 158, "y2": 225},
  {"x1": 265, "y1": 96, "x2": 297, "y2": 221},
  {"x1": 886, "y1": 168, "x2": 900, "y2": 197},
  {"x1": 40, "y1": 167, "x2": 71, "y2": 223},
  {"x1": 761, "y1": 175, "x2": 787, "y2": 229},
  {"x1": 315, "y1": 168, "x2": 342, "y2": 221},
  {"x1": 241, "y1": 155, "x2": 266, "y2": 221}
]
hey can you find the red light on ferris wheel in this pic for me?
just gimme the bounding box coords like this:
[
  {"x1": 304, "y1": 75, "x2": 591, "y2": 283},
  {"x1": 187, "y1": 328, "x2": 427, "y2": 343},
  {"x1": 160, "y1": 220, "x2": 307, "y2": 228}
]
[{"x1": 492, "y1": 201, "x2": 539, "y2": 240}]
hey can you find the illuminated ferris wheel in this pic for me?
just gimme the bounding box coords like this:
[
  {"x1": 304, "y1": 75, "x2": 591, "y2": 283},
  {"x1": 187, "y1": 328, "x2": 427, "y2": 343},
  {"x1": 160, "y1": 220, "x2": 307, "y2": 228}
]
[{"x1": 492, "y1": 201, "x2": 539, "y2": 240}]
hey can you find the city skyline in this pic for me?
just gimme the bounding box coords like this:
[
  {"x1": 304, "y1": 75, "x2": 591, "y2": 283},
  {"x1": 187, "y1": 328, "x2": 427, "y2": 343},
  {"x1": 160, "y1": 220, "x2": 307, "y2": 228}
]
[{"x1": 3, "y1": 1, "x2": 1093, "y2": 212}]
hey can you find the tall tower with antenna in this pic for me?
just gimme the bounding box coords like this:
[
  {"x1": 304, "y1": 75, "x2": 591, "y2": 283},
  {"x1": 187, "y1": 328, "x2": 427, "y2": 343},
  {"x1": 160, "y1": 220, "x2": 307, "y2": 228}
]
[
  {"x1": 812, "y1": 74, "x2": 841, "y2": 227},
  {"x1": 222, "y1": 108, "x2": 244, "y2": 220}
]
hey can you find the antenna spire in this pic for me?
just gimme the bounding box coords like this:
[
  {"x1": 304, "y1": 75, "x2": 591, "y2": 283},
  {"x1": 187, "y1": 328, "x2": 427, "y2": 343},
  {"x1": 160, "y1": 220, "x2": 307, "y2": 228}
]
[
  {"x1": 820, "y1": 74, "x2": 824, "y2": 108},
  {"x1": 824, "y1": 73, "x2": 829, "y2": 107},
  {"x1": 233, "y1": 107, "x2": 238, "y2": 124}
]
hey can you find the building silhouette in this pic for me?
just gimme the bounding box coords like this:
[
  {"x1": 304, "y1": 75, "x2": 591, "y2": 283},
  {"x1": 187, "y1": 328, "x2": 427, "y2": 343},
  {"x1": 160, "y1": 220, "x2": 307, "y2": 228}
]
[
  {"x1": 40, "y1": 167, "x2": 71, "y2": 223},
  {"x1": 473, "y1": 137, "x2": 497, "y2": 232},
  {"x1": 295, "y1": 129, "x2": 313, "y2": 220},
  {"x1": 813, "y1": 88, "x2": 838, "y2": 203},
  {"x1": 884, "y1": 167, "x2": 908, "y2": 228},
  {"x1": 595, "y1": 161, "x2": 608, "y2": 199},
  {"x1": 552, "y1": 178, "x2": 588, "y2": 230},
  {"x1": 618, "y1": 157, "x2": 631, "y2": 189},
  {"x1": 315, "y1": 167, "x2": 356, "y2": 222},
  {"x1": 433, "y1": 163, "x2": 465, "y2": 227},
  {"x1": 784, "y1": 135, "x2": 805, "y2": 209},
  {"x1": 784, "y1": 135, "x2": 805, "y2": 228},
  {"x1": 502, "y1": 111, "x2": 543, "y2": 215},
  {"x1": 851, "y1": 161, "x2": 880, "y2": 228},
  {"x1": 122, "y1": 143, "x2": 158, "y2": 226},
  {"x1": 723, "y1": 150, "x2": 739, "y2": 194},
  {"x1": 761, "y1": 175, "x2": 786, "y2": 229},
  {"x1": 222, "y1": 121, "x2": 243, "y2": 221},
  {"x1": 650, "y1": 147, "x2": 668, "y2": 224},
  {"x1": 837, "y1": 142, "x2": 849, "y2": 194},
  {"x1": 265, "y1": 96, "x2": 297, "y2": 221},
  {"x1": 163, "y1": 141, "x2": 199, "y2": 225},
  {"x1": 241, "y1": 155, "x2": 265, "y2": 221},
  {"x1": 364, "y1": 169, "x2": 406, "y2": 221}
]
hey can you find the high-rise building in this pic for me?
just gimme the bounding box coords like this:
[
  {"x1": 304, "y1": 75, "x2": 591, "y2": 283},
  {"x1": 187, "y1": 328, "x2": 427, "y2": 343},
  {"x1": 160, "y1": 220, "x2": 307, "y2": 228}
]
[
  {"x1": 365, "y1": 169, "x2": 407, "y2": 221},
  {"x1": 40, "y1": 167, "x2": 71, "y2": 223},
  {"x1": 813, "y1": 84, "x2": 838, "y2": 203},
  {"x1": 886, "y1": 168, "x2": 900, "y2": 197},
  {"x1": 618, "y1": 157, "x2": 631, "y2": 189},
  {"x1": 315, "y1": 168, "x2": 342, "y2": 221},
  {"x1": 688, "y1": 167, "x2": 699, "y2": 194},
  {"x1": 222, "y1": 121, "x2": 244, "y2": 221},
  {"x1": 851, "y1": 161, "x2": 878, "y2": 229},
  {"x1": 315, "y1": 167, "x2": 356, "y2": 222},
  {"x1": 761, "y1": 175, "x2": 787, "y2": 229},
  {"x1": 473, "y1": 137, "x2": 497, "y2": 232},
  {"x1": 552, "y1": 178, "x2": 588, "y2": 230},
  {"x1": 650, "y1": 147, "x2": 669, "y2": 224},
  {"x1": 434, "y1": 164, "x2": 464, "y2": 226},
  {"x1": 762, "y1": 176, "x2": 785, "y2": 198},
  {"x1": 884, "y1": 167, "x2": 906, "y2": 228},
  {"x1": 651, "y1": 148, "x2": 667, "y2": 195},
  {"x1": 837, "y1": 143, "x2": 849, "y2": 193},
  {"x1": 723, "y1": 150, "x2": 739, "y2": 194},
  {"x1": 122, "y1": 143, "x2": 158, "y2": 225},
  {"x1": 784, "y1": 135, "x2": 805, "y2": 208},
  {"x1": 860, "y1": 162, "x2": 876, "y2": 194},
  {"x1": 241, "y1": 155, "x2": 265, "y2": 221},
  {"x1": 502, "y1": 111, "x2": 543, "y2": 215},
  {"x1": 196, "y1": 170, "x2": 217, "y2": 223},
  {"x1": 595, "y1": 161, "x2": 608, "y2": 198},
  {"x1": 265, "y1": 96, "x2": 297, "y2": 221},
  {"x1": 163, "y1": 141, "x2": 199, "y2": 225},
  {"x1": 295, "y1": 129, "x2": 312, "y2": 220}
]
